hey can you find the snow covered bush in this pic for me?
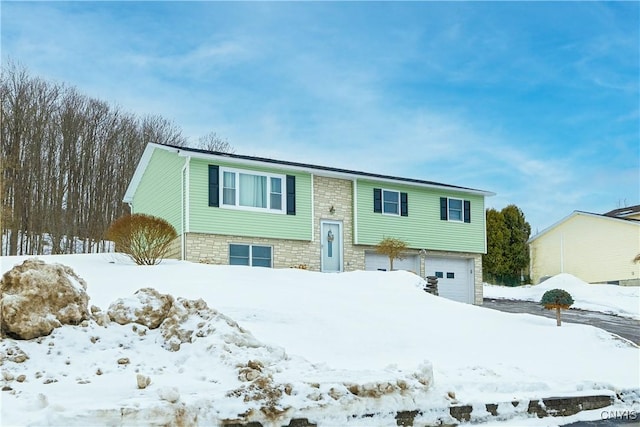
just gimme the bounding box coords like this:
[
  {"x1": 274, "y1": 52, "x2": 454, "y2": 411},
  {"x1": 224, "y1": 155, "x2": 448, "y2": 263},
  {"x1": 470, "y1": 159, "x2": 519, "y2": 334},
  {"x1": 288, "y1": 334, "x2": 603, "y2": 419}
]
[
  {"x1": 540, "y1": 288, "x2": 574, "y2": 326},
  {"x1": 106, "y1": 214, "x2": 177, "y2": 265}
]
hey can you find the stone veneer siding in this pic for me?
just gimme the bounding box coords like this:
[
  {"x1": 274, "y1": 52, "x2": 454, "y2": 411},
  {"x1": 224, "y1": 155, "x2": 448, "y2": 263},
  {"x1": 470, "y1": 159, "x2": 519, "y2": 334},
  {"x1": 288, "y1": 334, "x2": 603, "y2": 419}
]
[
  {"x1": 313, "y1": 175, "x2": 365, "y2": 271},
  {"x1": 165, "y1": 236, "x2": 182, "y2": 260},
  {"x1": 184, "y1": 232, "x2": 317, "y2": 269}
]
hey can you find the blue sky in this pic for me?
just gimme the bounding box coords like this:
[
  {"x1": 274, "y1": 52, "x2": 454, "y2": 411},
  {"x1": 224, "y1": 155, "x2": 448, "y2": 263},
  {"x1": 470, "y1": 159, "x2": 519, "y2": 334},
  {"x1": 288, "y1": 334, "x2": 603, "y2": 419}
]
[{"x1": 3, "y1": 1, "x2": 638, "y2": 233}]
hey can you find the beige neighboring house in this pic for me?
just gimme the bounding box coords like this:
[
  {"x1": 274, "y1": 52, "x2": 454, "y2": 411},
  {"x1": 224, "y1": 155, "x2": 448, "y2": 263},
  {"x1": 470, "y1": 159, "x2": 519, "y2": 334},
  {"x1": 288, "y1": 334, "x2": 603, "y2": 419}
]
[{"x1": 528, "y1": 205, "x2": 640, "y2": 286}]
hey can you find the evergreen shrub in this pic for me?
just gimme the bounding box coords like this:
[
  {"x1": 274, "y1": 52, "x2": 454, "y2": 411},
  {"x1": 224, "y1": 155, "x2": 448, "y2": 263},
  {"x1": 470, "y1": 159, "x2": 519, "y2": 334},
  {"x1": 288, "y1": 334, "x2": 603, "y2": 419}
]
[{"x1": 540, "y1": 288, "x2": 574, "y2": 326}]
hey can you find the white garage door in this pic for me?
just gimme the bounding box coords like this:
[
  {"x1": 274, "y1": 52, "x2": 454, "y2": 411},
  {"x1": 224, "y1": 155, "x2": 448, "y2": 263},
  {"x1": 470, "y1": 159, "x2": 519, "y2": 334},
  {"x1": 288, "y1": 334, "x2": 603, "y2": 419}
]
[
  {"x1": 365, "y1": 252, "x2": 419, "y2": 274},
  {"x1": 425, "y1": 257, "x2": 473, "y2": 304}
]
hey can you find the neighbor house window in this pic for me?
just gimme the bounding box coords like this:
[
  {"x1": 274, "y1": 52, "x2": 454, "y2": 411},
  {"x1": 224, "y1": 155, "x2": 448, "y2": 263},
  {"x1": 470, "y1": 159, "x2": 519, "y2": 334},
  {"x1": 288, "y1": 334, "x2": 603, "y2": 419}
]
[
  {"x1": 229, "y1": 244, "x2": 272, "y2": 267},
  {"x1": 221, "y1": 168, "x2": 284, "y2": 212},
  {"x1": 383, "y1": 190, "x2": 400, "y2": 215}
]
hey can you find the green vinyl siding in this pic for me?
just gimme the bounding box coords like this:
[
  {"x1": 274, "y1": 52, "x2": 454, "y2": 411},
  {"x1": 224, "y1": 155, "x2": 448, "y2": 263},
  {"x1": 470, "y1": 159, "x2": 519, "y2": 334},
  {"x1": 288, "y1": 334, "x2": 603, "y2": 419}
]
[
  {"x1": 356, "y1": 180, "x2": 486, "y2": 253},
  {"x1": 188, "y1": 158, "x2": 312, "y2": 241},
  {"x1": 131, "y1": 149, "x2": 184, "y2": 233}
]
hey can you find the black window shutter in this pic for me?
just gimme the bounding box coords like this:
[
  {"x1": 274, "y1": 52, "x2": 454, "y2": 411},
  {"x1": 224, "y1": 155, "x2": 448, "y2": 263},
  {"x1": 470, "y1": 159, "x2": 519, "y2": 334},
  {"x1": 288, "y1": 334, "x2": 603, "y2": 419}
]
[
  {"x1": 373, "y1": 188, "x2": 382, "y2": 213},
  {"x1": 400, "y1": 192, "x2": 408, "y2": 216},
  {"x1": 440, "y1": 197, "x2": 448, "y2": 220},
  {"x1": 464, "y1": 200, "x2": 471, "y2": 223},
  {"x1": 208, "y1": 165, "x2": 219, "y2": 207},
  {"x1": 286, "y1": 175, "x2": 296, "y2": 215}
]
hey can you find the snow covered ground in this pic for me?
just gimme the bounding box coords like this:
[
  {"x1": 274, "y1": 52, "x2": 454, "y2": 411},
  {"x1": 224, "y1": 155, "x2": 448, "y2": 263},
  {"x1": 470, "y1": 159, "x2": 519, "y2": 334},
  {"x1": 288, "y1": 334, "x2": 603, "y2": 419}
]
[
  {"x1": 1, "y1": 254, "x2": 638, "y2": 426},
  {"x1": 484, "y1": 274, "x2": 640, "y2": 320}
]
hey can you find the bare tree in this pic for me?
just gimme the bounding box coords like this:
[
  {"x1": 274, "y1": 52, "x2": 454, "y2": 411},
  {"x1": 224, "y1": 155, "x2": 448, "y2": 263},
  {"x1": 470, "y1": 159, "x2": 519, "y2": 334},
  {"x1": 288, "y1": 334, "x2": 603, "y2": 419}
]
[
  {"x1": 197, "y1": 131, "x2": 234, "y2": 153},
  {"x1": 141, "y1": 115, "x2": 187, "y2": 147},
  {"x1": 375, "y1": 237, "x2": 408, "y2": 271},
  {"x1": 1, "y1": 61, "x2": 189, "y2": 256}
]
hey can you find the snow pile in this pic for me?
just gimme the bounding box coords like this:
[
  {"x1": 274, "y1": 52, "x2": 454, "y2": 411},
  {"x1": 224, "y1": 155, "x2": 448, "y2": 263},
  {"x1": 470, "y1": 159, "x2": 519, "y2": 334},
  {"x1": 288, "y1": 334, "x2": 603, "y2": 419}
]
[
  {"x1": 0, "y1": 259, "x2": 90, "y2": 339},
  {"x1": 484, "y1": 273, "x2": 640, "y2": 319},
  {"x1": 0, "y1": 257, "x2": 436, "y2": 426},
  {"x1": 0, "y1": 255, "x2": 638, "y2": 426},
  {"x1": 107, "y1": 287, "x2": 173, "y2": 330}
]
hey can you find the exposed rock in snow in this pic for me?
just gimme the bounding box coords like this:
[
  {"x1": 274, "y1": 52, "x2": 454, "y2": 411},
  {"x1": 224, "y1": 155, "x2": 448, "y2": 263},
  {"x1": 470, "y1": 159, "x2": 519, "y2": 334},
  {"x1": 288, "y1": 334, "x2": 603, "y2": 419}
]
[
  {"x1": 108, "y1": 287, "x2": 173, "y2": 329},
  {"x1": 90, "y1": 305, "x2": 110, "y2": 326},
  {"x1": 0, "y1": 259, "x2": 89, "y2": 339},
  {"x1": 136, "y1": 373, "x2": 151, "y2": 389},
  {"x1": 0, "y1": 344, "x2": 29, "y2": 363}
]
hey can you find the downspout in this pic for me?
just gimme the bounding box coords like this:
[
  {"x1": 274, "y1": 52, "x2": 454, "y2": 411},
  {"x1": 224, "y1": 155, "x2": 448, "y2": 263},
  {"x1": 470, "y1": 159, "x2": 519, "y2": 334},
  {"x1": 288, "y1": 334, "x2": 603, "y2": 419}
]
[
  {"x1": 311, "y1": 174, "x2": 315, "y2": 242},
  {"x1": 353, "y1": 179, "x2": 358, "y2": 245},
  {"x1": 529, "y1": 244, "x2": 533, "y2": 283},
  {"x1": 126, "y1": 202, "x2": 133, "y2": 254},
  {"x1": 181, "y1": 156, "x2": 191, "y2": 261}
]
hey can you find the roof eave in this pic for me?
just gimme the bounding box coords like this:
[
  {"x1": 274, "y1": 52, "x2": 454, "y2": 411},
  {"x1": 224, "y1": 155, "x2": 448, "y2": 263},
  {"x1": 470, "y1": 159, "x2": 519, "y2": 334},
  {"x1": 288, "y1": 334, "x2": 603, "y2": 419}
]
[
  {"x1": 175, "y1": 148, "x2": 495, "y2": 197},
  {"x1": 528, "y1": 210, "x2": 640, "y2": 243}
]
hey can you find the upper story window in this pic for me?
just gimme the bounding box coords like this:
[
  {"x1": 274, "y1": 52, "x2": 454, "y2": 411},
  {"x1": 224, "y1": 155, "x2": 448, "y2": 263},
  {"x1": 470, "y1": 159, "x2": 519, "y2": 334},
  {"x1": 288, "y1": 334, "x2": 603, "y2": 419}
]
[
  {"x1": 440, "y1": 197, "x2": 471, "y2": 223},
  {"x1": 383, "y1": 190, "x2": 400, "y2": 215},
  {"x1": 448, "y1": 198, "x2": 463, "y2": 221},
  {"x1": 373, "y1": 188, "x2": 408, "y2": 216},
  {"x1": 221, "y1": 168, "x2": 284, "y2": 212}
]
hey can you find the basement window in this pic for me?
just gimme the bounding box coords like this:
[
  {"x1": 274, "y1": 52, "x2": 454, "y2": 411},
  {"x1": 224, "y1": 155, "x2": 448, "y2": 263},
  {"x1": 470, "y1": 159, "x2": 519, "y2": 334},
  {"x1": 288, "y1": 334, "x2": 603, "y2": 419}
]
[{"x1": 229, "y1": 244, "x2": 272, "y2": 267}]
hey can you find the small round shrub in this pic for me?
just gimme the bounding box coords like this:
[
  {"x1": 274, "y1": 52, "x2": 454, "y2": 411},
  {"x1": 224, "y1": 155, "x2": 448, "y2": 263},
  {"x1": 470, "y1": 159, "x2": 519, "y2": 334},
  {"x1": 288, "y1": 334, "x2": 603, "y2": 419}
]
[
  {"x1": 540, "y1": 289, "x2": 574, "y2": 309},
  {"x1": 106, "y1": 214, "x2": 177, "y2": 265},
  {"x1": 540, "y1": 288, "x2": 574, "y2": 326}
]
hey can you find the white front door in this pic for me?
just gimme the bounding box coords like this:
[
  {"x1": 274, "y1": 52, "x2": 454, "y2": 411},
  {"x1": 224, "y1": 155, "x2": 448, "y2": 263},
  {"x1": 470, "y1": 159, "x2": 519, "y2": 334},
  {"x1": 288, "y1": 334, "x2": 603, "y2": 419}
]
[{"x1": 321, "y1": 221, "x2": 342, "y2": 272}]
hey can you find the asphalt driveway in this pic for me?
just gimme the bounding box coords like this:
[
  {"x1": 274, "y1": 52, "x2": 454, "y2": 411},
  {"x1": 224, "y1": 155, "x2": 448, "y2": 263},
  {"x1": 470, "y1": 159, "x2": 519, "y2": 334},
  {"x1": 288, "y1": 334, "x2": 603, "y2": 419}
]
[{"x1": 482, "y1": 298, "x2": 640, "y2": 345}]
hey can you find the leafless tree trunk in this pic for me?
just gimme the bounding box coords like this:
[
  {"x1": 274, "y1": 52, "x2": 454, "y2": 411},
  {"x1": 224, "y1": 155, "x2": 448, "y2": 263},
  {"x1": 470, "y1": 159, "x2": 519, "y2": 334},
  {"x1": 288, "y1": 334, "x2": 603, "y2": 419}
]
[{"x1": 1, "y1": 62, "x2": 189, "y2": 256}]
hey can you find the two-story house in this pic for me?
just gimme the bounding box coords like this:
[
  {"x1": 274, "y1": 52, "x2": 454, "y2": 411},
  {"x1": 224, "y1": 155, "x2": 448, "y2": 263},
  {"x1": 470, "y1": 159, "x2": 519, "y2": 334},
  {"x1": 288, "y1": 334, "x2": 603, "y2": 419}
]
[
  {"x1": 123, "y1": 143, "x2": 495, "y2": 304},
  {"x1": 528, "y1": 206, "x2": 640, "y2": 286}
]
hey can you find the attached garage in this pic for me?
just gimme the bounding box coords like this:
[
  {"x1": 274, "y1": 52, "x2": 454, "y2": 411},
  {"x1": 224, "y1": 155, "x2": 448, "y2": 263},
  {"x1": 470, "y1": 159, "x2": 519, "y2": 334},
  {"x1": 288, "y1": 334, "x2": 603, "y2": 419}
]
[
  {"x1": 365, "y1": 252, "x2": 419, "y2": 274},
  {"x1": 424, "y1": 257, "x2": 474, "y2": 304}
]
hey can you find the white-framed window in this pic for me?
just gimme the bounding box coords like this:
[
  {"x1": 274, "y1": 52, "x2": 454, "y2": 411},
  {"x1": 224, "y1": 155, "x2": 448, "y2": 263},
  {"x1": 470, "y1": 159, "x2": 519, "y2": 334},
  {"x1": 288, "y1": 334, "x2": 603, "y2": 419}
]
[
  {"x1": 382, "y1": 189, "x2": 400, "y2": 215},
  {"x1": 448, "y1": 198, "x2": 463, "y2": 222},
  {"x1": 221, "y1": 167, "x2": 285, "y2": 213},
  {"x1": 229, "y1": 244, "x2": 272, "y2": 267}
]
